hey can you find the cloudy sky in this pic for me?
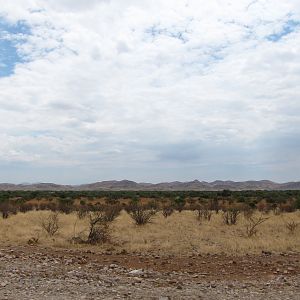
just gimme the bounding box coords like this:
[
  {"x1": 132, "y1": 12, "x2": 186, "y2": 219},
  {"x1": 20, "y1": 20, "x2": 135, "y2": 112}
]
[{"x1": 0, "y1": 0, "x2": 300, "y2": 184}]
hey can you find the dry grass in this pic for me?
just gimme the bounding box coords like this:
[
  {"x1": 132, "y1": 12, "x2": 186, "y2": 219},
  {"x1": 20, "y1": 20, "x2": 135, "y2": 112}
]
[{"x1": 0, "y1": 210, "x2": 299, "y2": 255}]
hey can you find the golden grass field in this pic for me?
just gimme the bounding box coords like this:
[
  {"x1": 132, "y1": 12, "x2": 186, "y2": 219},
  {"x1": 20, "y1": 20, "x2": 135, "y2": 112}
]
[{"x1": 0, "y1": 210, "x2": 299, "y2": 255}]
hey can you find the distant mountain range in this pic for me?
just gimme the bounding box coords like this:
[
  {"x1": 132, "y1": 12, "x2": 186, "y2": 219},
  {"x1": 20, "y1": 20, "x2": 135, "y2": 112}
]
[{"x1": 0, "y1": 180, "x2": 300, "y2": 191}]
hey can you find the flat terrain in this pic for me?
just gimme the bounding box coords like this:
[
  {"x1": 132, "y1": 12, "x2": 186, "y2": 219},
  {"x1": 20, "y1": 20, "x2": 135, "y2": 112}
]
[
  {"x1": 0, "y1": 245, "x2": 299, "y2": 299},
  {"x1": 1, "y1": 210, "x2": 300, "y2": 255}
]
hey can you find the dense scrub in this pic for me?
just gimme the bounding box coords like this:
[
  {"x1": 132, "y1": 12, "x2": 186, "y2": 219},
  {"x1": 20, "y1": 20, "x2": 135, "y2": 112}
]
[{"x1": 0, "y1": 190, "x2": 299, "y2": 217}]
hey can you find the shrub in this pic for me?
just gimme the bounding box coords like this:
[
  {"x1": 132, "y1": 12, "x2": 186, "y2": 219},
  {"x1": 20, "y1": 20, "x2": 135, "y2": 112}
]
[
  {"x1": 162, "y1": 206, "x2": 174, "y2": 218},
  {"x1": 147, "y1": 200, "x2": 159, "y2": 211},
  {"x1": 19, "y1": 202, "x2": 35, "y2": 213},
  {"x1": 87, "y1": 211, "x2": 110, "y2": 244},
  {"x1": 173, "y1": 196, "x2": 186, "y2": 212},
  {"x1": 102, "y1": 204, "x2": 122, "y2": 222},
  {"x1": 40, "y1": 212, "x2": 60, "y2": 236},
  {"x1": 285, "y1": 220, "x2": 299, "y2": 234},
  {"x1": 209, "y1": 199, "x2": 219, "y2": 214},
  {"x1": 80, "y1": 200, "x2": 86, "y2": 206},
  {"x1": 27, "y1": 236, "x2": 39, "y2": 245},
  {"x1": 273, "y1": 207, "x2": 281, "y2": 216},
  {"x1": 256, "y1": 200, "x2": 272, "y2": 214},
  {"x1": 76, "y1": 207, "x2": 87, "y2": 219},
  {"x1": 222, "y1": 208, "x2": 240, "y2": 225},
  {"x1": 295, "y1": 197, "x2": 300, "y2": 210},
  {"x1": 76, "y1": 204, "x2": 92, "y2": 219},
  {"x1": 194, "y1": 205, "x2": 212, "y2": 221},
  {"x1": 58, "y1": 198, "x2": 74, "y2": 214},
  {"x1": 0, "y1": 202, "x2": 16, "y2": 219},
  {"x1": 280, "y1": 202, "x2": 296, "y2": 213},
  {"x1": 87, "y1": 222, "x2": 110, "y2": 244},
  {"x1": 243, "y1": 206, "x2": 255, "y2": 220},
  {"x1": 127, "y1": 204, "x2": 156, "y2": 225},
  {"x1": 58, "y1": 202, "x2": 73, "y2": 214}
]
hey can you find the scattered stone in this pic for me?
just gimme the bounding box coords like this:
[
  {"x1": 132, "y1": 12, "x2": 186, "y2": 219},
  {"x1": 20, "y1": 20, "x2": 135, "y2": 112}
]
[
  {"x1": 0, "y1": 246, "x2": 299, "y2": 299},
  {"x1": 109, "y1": 264, "x2": 119, "y2": 269}
]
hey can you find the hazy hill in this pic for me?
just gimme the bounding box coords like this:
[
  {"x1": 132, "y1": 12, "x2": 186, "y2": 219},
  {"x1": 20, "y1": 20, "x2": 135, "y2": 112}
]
[{"x1": 0, "y1": 180, "x2": 300, "y2": 191}]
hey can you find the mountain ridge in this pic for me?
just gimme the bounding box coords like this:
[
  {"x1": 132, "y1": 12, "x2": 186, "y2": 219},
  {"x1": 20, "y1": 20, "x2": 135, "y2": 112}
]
[{"x1": 0, "y1": 180, "x2": 300, "y2": 191}]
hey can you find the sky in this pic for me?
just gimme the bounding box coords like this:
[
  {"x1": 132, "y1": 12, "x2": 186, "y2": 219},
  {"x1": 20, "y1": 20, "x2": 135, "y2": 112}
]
[{"x1": 0, "y1": 0, "x2": 300, "y2": 184}]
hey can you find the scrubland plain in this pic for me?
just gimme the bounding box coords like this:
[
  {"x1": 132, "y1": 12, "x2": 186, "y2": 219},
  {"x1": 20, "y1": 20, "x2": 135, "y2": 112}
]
[
  {"x1": 0, "y1": 209, "x2": 299, "y2": 255},
  {"x1": 1, "y1": 192, "x2": 300, "y2": 299}
]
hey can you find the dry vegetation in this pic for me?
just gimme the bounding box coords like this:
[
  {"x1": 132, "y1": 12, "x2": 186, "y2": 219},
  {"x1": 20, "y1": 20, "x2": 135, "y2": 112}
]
[{"x1": 0, "y1": 208, "x2": 299, "y2": 256}]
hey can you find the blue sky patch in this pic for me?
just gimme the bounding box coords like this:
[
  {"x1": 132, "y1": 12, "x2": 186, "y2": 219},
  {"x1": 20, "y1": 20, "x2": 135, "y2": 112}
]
[
  {"x1": 267, "y1": 19, "x2": 300, "y2": 42},
  {"x1": 0, "y1": 18, "x2": 30, "y2": 77}
]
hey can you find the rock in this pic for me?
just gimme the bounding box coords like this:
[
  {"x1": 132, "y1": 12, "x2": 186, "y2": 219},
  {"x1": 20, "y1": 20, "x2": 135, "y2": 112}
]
[{"x1": 128, "y1": 269, "x2": 143, "y2": 276}]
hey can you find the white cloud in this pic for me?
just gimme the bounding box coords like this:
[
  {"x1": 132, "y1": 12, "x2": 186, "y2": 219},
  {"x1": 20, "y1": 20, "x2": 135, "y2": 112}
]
[{"x1": 0, "y1": 0, "x2": 300, "y2": 183}]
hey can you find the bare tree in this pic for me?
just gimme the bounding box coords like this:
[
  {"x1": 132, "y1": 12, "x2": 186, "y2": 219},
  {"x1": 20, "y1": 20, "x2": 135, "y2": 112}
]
[{"x1": 245, "y1": 215, "x2": 269, "y2": 237}]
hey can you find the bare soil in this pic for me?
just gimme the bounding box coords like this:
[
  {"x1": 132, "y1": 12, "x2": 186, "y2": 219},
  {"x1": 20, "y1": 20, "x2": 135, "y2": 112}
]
[{"x1": 0, "y1": 245, "x2": 299, "y2": 299}]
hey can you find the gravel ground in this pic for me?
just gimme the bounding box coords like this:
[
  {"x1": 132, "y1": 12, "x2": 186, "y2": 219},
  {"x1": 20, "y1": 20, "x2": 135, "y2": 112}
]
[{"x1": 0, "y1": 246, "x2": 299, "y2": 299}]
